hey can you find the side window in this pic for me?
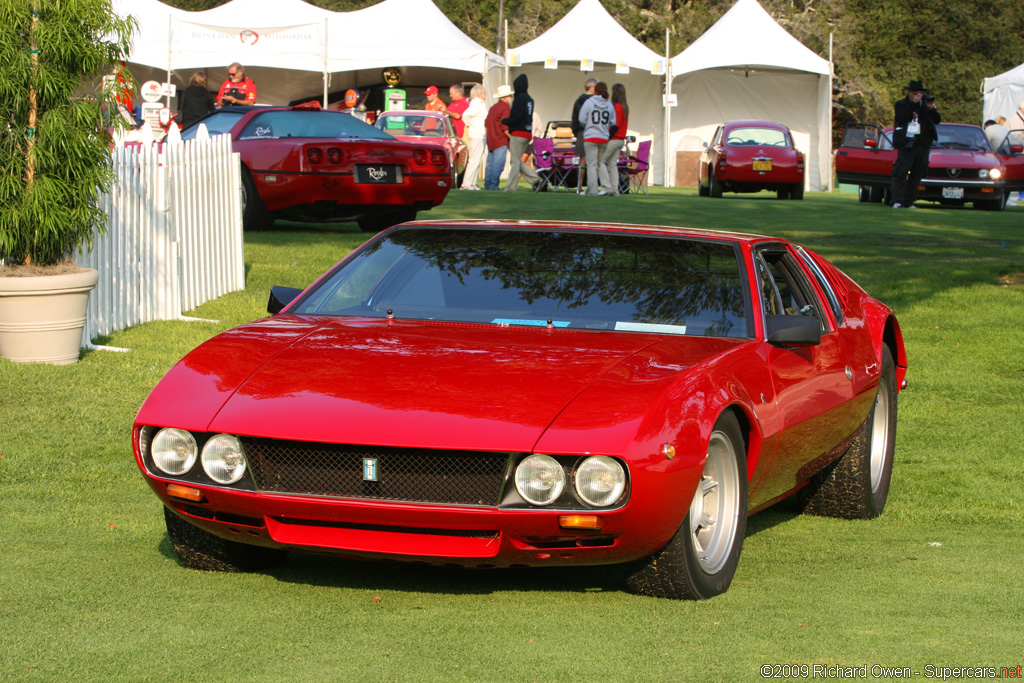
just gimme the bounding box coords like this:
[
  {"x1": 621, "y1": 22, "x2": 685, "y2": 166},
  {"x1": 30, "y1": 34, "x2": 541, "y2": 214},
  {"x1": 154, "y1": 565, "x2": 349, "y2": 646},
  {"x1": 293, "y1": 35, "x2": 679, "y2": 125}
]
[
  {"x1": 755, "y1": 248, "x2": 830, "y2": 333},
  {"x1": 795, "y1": 246, "x2": 844, "y2": 325}
]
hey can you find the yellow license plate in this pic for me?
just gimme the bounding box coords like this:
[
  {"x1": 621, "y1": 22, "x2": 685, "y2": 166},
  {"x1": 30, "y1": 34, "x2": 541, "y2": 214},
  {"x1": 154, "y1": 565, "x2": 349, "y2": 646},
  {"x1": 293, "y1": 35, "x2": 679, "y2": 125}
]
[{"x1": 752, "y1": 159, "x2": 772, "y2": 171}]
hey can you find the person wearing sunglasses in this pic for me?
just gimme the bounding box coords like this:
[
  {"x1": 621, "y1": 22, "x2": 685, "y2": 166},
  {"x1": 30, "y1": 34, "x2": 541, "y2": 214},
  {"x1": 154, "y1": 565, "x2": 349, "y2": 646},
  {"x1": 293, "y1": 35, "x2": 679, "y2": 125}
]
[{"x1": 216, "y1": 63, "x2": 257, "y2": 107}]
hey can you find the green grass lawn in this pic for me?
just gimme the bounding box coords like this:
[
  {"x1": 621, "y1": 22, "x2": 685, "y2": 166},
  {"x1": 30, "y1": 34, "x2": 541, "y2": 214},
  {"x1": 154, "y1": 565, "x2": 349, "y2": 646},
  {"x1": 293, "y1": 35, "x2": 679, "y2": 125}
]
[{"x1": 2, "y1": 188, "x2": 1022, "y2": 680}]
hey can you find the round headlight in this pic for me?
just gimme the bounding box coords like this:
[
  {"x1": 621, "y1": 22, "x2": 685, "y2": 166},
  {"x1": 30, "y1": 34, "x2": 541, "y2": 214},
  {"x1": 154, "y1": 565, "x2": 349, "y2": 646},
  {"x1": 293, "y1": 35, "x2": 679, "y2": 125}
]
[
  {"x1": 201, "y1": 434, "x2": 247, "y2": 484},
  {"x1": 989, "y1": 168, "x2": 1003, "y2": 180},
  {"x1": 979, "y1": 169, "x2": 989, "y2": 179},
  {"x1": 151, "y1": 428, "x2": 198, "y2": 475},
  {"x1": 575, "y1": 456, "x2": 627, "y2": 507},
  {"x1": 515, "y1": 454, "x2": 565, "y2": 506}
]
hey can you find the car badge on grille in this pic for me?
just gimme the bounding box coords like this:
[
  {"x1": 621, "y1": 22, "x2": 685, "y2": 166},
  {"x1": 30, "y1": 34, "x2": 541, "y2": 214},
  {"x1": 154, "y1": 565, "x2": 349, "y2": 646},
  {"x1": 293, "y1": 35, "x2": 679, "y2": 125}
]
[
  {"x1": 947, "y1": 168, "x2": 961, "y2": 178},
  {"x1": 362, "y1": 458, "x2": 378, "y2": 481}
]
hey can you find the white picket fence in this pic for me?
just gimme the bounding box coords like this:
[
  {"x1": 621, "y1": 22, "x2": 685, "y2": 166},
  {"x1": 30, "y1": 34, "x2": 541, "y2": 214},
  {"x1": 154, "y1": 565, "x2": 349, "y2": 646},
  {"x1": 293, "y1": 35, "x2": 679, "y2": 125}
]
[{"x1": 77, "y1": 134, "x2": 244, "y2": 347}]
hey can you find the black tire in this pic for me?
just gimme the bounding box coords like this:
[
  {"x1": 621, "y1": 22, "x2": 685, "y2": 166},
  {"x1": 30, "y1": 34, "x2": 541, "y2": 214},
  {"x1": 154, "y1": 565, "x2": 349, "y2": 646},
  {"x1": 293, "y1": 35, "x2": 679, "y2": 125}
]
[
  {"x1": 240, "y1": 168, "x2": 273, "y2": 232},
  {"x1": 858, "y1": 185, "x2": 870, "y2": 203},
  {"x1": 789, "y1": 183, "x2": 804, "y2": 200},
  {"x1": 798, "y1": 345, "x2": 897, "y2": 519},
  {"x1": 868, "y1": 186, "x2": 884, "y2": 203},
  {"x1": 164, "y1": 506, "x2": 287, "y2": 572},
  {"x1": 777, "y1": 187, "x2": 791, "y2": 200},
  {"x1": 698, "y1": 175, "x2": 709, "y2": 197},
  {"x1": 708, "y1": 168, "x2": 723, "y2": 198},
  {"x1": 973, "y1": 191, "x2": 1008, "y2": 212},
  {"x1": 626, "y1": 412, "x2": 747, "y2": 600}
]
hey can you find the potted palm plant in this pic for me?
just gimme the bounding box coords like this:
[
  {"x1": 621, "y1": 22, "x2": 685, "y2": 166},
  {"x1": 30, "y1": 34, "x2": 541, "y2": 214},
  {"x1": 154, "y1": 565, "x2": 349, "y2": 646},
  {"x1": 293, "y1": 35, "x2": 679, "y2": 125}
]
[{"x1": 0, "y1": 0, "x2": 135, "y2": 364}]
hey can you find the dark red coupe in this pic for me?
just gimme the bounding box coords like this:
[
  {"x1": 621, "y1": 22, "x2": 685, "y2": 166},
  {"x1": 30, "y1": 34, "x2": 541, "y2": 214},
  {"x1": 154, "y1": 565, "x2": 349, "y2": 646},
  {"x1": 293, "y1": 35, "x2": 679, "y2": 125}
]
[
  {"x1": 699, "y1": 120, "x2": 806, "y2": 199},
  {"x1": 182, "y1": 106, "x2": 453, "y2": 231},
  {"x1": 374, "y1": 110, "x2": 468, "y2": 187},
  {"x1": 134, "y1": 221, "x2": 905, "y2": 600},
  {"x1": 835, "y1": 122, "x2": 1024, "y2": 210}
]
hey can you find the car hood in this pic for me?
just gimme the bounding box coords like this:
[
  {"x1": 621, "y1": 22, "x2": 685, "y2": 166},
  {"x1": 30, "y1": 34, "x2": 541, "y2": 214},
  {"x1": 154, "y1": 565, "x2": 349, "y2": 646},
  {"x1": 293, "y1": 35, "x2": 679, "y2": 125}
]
[
  {"x1": 138, "y1": 316, "x2": 742, "y2": 453},
  {"x1": 928, "y1": 148, "x2": 1000, "y2": 167}
]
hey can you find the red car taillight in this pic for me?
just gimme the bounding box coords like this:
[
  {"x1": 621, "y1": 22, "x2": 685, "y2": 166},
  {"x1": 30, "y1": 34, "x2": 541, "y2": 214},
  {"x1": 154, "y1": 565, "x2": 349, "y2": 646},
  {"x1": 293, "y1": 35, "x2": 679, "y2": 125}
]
[
  {"x1": 797, "y1": 152, "x2": 805, "y2": 169},
  {"x1": 413, "y1": 149, "x2": 427, "y2": 165},
  {"x1": 430, "y1": 149, "x2": 446, "y2": 165},
  {"x1": 327, "y1": 147, "x2": 343, "y2": 164},
  {"x1": 307, "y1": 147, "x2": 323, "y2": 164}
]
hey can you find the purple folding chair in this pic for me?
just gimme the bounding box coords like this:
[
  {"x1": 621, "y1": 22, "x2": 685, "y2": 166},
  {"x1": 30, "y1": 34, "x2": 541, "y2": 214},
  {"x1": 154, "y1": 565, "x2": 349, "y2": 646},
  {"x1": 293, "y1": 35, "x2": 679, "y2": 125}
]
[
  {"x1": 533, "y1": 137, "x2": 572, "y2": 192},
  {"x1": 622, "y1": 140, "x2": 651, "y2": 195}
]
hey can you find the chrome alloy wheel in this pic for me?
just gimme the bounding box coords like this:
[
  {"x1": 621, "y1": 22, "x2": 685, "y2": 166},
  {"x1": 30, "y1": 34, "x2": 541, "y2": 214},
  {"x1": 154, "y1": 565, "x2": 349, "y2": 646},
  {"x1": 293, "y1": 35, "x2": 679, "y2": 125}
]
[
  {"x1": 869, "y1": 378, "x2": 892, "y2": 494},
  {"x1": 689, "y1": 430, "x2": 742, "y2": 574}
]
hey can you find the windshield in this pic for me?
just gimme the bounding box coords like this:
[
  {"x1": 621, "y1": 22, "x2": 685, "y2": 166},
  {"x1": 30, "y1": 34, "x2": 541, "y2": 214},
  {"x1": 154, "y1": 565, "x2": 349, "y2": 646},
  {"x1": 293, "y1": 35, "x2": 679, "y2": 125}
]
[
  {"x1": 934, "y1": 124, "x2": 991, "y2": 151},
  {"x1": 376, "y1": 113, "x2": 450, "y2": 138},
  {"x1": 181, "y1": 112, "x2": 243, "y2": 139},
  {"x1": 292, "y1": 227, "x2": 752, "y2": 338},
  {"x1": 725, "y1": 128, "x2": 791, "y2": 147}
]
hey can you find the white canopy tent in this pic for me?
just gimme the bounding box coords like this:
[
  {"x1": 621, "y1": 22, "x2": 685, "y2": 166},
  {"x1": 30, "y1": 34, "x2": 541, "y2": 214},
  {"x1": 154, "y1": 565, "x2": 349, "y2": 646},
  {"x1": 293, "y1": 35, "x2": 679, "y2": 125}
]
[
  {"x1": 670, "y1": 0, "x2": 832, "y2": 192},
  {"x1": 982, "y1": 63, "x2": 1024, "y2": 125},
  {"x1": 114, "y1": 0, "x2": 503, "y2": 110},
  {"x1": 508, "y1": 0, "x2": 669, "y2": 185}
]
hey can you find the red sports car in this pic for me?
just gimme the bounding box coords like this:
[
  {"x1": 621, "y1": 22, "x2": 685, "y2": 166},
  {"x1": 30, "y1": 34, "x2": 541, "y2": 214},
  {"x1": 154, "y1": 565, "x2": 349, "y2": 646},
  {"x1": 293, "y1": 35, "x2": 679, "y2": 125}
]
[
  {"x1": 133, "y1": 220, "x2": 905, "y2": 600},
  {"x1": 374, "y1": 110, "x2": 468, "y2": 187},
  {"x1": 699, "y1": 120, "x2": 806, "y2": 199},
  {"x1": 182, "y1": 106, "x2": 452, "y2": 232},
  {"x1": 835, "y1": 122, "x2": 1024, "y2": 210}
]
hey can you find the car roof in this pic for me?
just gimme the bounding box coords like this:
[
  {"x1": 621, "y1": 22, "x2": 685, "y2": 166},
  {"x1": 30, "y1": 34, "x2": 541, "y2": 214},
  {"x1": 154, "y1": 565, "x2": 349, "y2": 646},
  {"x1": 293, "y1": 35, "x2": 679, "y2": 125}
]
[
  {"x1": 723, "y1": 119, "x2": 790, "y2": 130},
  {"x1": 378, "y1": 110, "x2": 445, "y2": 118},
  {"x1": 398, "y1": 219, "x2": 774, "y2": 245}
]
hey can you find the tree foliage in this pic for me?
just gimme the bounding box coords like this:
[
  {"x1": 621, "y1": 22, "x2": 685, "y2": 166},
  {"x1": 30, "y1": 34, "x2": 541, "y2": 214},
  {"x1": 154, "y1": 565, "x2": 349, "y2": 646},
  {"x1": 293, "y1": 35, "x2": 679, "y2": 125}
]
[
  {"x1": 161, "y1": 0, "x2": 1024, "y2": 132},
  {"x1": 0, "y1": 0, "x2": 136, "y2": 267}
]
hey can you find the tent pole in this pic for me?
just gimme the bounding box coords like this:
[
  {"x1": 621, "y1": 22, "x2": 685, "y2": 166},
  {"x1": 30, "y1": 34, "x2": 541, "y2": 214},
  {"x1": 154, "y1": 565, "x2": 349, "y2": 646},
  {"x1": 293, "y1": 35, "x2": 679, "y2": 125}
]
[
  {"x1": 166, "y1": 15, "x2": 172, "y2": 108},
  {"x1": 504, "y1": 19, "x2": 509, "y2": 85},
  {"x1": 323, "y1": 18, "x2": 328, "y2": 109},
  {"x1": 663, "y1": 28, "x2": 672, "y2": 188},
  {"x1": 828, "y1": 31, "x2": 834, "y2": 193}
]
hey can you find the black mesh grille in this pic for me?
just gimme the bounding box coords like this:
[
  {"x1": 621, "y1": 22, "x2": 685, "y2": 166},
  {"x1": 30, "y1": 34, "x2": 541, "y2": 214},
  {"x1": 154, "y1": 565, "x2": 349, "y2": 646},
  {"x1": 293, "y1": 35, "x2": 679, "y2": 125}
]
[
  {"x1": 926, "y1": 167, "x2": 982, "y2": 180},
  {"x1": 241, "y1": 438, "x2": 511, "y2": 506}
]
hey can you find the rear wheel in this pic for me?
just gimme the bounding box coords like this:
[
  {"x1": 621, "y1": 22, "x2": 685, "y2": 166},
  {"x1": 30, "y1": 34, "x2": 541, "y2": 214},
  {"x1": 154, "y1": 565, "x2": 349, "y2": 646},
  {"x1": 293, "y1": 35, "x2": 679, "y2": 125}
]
[
  {"x1": 626, "y1": 412, "x2": 747, "y2": 600},
  {"x1": 798, "y1": 345, "x2": 897, "y2": 519},
  {"x1": 164, "y1": 507, "x2": 287, "y2": 572},
  {"x1": 858, "y1": 185, "x2": 870, "y2": 203},
  {"x1": 868, "y1": 186, "x2": 884, "y2": 203},
  {"x1": 777, "y1": 187, "x2": 791, "y2": 200},
  {"x1": 789, "y1": 183, "x2": 804, "y2": 200},
  {"x1": 708, "y1": 167, "x2": 723, "y2": 198},
  {"x1": 240, "y1": 168, "x2": 273, "y2": 231}
]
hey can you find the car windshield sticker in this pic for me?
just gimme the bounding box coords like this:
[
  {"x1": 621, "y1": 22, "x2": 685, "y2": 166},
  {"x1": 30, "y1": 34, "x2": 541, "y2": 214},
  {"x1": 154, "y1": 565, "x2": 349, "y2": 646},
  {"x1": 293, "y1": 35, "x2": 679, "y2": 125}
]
[
  {"x1": 614, "y1": 322, "x2": 688, "y2": 335},
  {"x1": 491, "y1": 318, "x2": 570, "y2": 328}
]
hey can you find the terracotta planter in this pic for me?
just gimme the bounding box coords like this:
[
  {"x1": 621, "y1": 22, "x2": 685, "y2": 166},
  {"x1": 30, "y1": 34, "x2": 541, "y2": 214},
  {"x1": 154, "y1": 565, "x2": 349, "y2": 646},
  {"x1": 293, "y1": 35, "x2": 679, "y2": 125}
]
[{"x1": 0, "y1": 268, "x2": 98, "y2": 365}]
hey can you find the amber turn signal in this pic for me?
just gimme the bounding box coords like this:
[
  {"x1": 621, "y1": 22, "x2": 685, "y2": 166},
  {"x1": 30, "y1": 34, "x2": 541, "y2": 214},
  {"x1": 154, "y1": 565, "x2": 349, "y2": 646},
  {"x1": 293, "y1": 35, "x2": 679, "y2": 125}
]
[
  {"x1": 558, "y1": 515, "x2": 603, "y2": 531},
  {"x1": 166, "y1": 483, "x2": 203, "y2": 502}
]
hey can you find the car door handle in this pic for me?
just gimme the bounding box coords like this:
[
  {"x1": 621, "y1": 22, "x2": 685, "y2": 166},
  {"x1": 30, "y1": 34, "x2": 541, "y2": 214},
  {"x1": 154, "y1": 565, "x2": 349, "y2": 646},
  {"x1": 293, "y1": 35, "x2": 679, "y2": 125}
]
[{"x1": 836, "y1": 151, "x2": 848, "y2": 156}]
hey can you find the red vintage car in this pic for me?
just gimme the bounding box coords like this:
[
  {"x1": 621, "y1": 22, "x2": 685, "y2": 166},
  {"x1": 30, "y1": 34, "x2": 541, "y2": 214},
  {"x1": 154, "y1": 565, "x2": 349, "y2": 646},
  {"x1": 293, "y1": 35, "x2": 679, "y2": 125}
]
[
  {"x1": 699, "y1": 120, "x2": 806, "y2": 199},
  {"x1": 835, "y1": 122, "x2": 1024, "y2": 210},
  {"x1": 374, "y1": 110, "x2": 468, "y2": 187},
  {"x1": 182, "y1": 106, "x2": 452, "y2": 232},
  {"x1": 133, "y1": 220, "x2": 905, "y2": 600}
]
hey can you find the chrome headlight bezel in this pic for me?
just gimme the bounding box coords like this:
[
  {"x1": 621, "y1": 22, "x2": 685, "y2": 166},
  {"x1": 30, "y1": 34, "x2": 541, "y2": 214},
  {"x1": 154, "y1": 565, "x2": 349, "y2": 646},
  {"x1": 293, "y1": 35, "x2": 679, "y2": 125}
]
[
  {"x1": 150, "y1": 428, "x2": 199, "y2": 476},
  {"x1": 201, "y1": 434, "x2": 248, "y2": 485},
  {"x1": 574, "y1": 456, "x2": 627, "y2": 507}
]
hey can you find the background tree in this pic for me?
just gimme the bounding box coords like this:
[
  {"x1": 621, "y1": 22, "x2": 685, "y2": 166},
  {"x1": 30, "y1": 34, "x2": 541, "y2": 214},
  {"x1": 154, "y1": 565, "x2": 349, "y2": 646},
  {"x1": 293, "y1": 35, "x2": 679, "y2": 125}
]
[{"x1": 0, "y1": 0, "x2": 136, "y2": 268}]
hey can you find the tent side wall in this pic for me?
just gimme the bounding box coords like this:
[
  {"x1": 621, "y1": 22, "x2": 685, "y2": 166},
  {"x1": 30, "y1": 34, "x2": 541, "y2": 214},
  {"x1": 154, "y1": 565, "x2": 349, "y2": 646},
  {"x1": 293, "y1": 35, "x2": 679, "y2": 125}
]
[
  {"x1": 515, "y1": 65, "x2": 665, "y2": 186},
  {"x1": 669, "y1": 69, "x2": 829, "y2": 192}
]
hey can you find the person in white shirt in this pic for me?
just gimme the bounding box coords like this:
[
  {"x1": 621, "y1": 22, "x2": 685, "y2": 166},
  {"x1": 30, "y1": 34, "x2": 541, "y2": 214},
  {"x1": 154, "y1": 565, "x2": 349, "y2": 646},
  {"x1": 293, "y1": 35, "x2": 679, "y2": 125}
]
[
  {"x1": 460, "y1": 85, "x2": 488, "y2": 190},
  {"x1": 577, "y1": 82, "x2": 616, "y2": 196}
]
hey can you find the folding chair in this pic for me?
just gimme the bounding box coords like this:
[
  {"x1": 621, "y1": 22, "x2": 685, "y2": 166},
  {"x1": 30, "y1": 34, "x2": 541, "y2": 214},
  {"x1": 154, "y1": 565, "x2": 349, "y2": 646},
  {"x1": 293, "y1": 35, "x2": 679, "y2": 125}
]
[
  {"x1": 622, "y1": 140, "x2": 651, "y2": 195},
  {"x1": 533, "y1": 137, "x2": 572, "y2": 192}
]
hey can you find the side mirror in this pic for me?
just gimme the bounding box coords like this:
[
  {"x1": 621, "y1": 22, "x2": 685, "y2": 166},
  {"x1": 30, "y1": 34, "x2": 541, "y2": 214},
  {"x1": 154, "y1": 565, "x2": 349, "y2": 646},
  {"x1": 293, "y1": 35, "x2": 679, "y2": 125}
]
[
  {"x1": 267, "y1": 285, "x2": 304, "y2": 315},
  {"x1": 864, "y1": 138, "x2": 878, "y2": 149},
  {"x1": 766, "y1": 315, "x2": 822, "y2": 346}
]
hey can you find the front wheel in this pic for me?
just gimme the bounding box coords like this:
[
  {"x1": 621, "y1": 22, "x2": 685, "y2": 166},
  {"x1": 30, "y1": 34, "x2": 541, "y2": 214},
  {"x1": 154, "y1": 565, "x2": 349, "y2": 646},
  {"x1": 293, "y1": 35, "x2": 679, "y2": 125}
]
[
  {"x1": 626, "y1": 412, "x2": 747, "y2": 600},
  {"x1": 798, "y1": 345, "x2": 897, "y2": 519},
  {"x1": 164, "y1": 507, "x2": 287, "y2": 572}
]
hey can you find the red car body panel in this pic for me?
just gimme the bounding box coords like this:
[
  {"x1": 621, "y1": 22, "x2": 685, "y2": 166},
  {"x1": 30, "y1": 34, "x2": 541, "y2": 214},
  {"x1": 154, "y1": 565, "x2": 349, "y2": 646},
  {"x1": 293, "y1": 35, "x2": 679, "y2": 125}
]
[
  {"x1": 699, "y1": 120, "x2": 806, "y2": 194},
  {"x1": 835, "y1": 122, "x2": 1024, "y2": 207},
  {"x1": 134, "y1": 220, "x2": 905, "y2": 569}
]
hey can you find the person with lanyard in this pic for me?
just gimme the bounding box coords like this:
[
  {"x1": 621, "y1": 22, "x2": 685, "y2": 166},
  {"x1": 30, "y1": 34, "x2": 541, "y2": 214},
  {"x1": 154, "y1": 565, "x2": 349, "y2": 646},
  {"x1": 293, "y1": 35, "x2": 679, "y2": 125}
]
[
  {"x1": 501, "y1": 74, "x2": 541, "y2": 192},
  {"x1": 216, "y1": 63, "x2": 257, "y2": 107},
  {"x1": 577, "y1": 81, "x2": 616, "y2": 196},
  {"x1": 890, "y1": 79, "x2": 939, "y2": 209}
]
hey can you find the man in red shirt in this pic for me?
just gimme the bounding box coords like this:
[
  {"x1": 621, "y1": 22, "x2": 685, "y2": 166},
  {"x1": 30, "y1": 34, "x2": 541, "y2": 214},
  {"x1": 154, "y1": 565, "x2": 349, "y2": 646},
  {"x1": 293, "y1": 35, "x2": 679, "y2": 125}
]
[
  {"x1": 484, "y1": 84, "x2": 513, "y2": 190},
  {"x1": 216, "y1": 62, "x2": 257, "y2": 107},
  {"x1": 446, "y1": 84, "x2": 470, "y2": 138}
]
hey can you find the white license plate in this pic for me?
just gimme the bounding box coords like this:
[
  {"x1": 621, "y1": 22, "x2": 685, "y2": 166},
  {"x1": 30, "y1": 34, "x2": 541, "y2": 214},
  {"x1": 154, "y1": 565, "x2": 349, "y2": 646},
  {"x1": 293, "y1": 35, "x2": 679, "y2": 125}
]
[{"x1": 942, "y1": 186, "x2": 964, "y2": 199}]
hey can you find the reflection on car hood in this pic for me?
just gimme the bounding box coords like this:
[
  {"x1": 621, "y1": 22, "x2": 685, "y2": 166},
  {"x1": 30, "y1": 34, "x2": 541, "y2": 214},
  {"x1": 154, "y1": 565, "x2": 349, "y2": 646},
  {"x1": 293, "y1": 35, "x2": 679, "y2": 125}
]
[{"x1": 143, "y1": 316, "x2": 740, "y2": 453}]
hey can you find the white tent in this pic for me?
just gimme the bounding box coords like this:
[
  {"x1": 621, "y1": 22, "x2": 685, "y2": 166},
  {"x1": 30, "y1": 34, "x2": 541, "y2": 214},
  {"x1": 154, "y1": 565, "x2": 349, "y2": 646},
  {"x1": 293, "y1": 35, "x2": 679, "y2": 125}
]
[
  {"x1": 982, "y1": 63, "x2": 1024, "y2": 125},
  {"x1": 670, "y1": 0, "x2": 832, "y2": 192},
  {"x1": 508, "y1": 0, "x2": 669, "y2": 185},
  {"x1": 115, "y1": 0, "x2": 502, "y2": 109}
]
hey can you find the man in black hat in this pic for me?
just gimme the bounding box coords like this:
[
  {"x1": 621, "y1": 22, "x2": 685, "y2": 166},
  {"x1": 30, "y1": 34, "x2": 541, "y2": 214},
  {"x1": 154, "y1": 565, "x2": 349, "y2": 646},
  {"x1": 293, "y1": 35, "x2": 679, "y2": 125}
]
[{"x1": 890, "y1": 80, "x2": 940, "y2": 209}]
